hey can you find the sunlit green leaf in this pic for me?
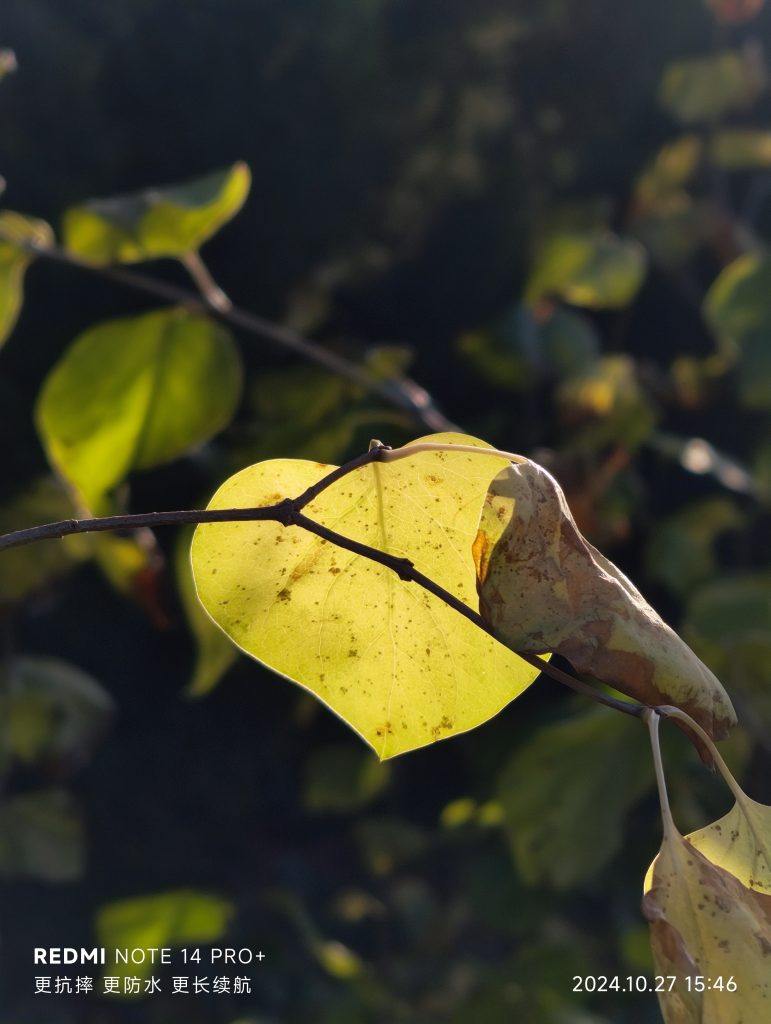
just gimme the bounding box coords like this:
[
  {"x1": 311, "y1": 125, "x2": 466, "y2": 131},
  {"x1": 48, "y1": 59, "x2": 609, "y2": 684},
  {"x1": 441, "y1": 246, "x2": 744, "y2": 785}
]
[
  {"x1": 63, "y1": 163, "x2": 251, "y2": 264},
  {"x1": 0, "y1": 210, "x2": 53, "y2": 347},
  {"x1": 96, "y1": 890, "x2": 233, "y2": 984},
  {"x1": 0, "y1": 477, "x2": 91, "y2": 604},
  {"x1": 525, "y1": 232, "x2": 647, "y2": 310},
  {"x1": 303, "y1": 743, "x2": 390, "y2": 813},
  {"x1": 0, "y1": 789, "x2": 84, "y2": 881},
  {"x1": 192, "y1": 433, "x2": 541, "y2": 759},
  {"x1": 659, "y1": 50, "x2": 763, "y2": 124},
  {"x1": 0, "y1": 656, "x2": 112, "y2": 766},
  {"x1": 36, "y1": 307, "x2": 242, "y2": 509},
  {"x1": 498, "y1": 708, "x2": 653, "y2": 888},
  {"x1": 175, "y1": 528, "x2": 237, "y2": 697}
]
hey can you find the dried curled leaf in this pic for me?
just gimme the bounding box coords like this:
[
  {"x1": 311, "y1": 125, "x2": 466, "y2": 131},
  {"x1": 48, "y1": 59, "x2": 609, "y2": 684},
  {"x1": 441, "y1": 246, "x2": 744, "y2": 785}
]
[
  {"x1": 643, "y1": 828, "x2": 771, "y2": 1023},
  {"x1": 473, "y1": 461, "x2": 736, "y2": 742}
]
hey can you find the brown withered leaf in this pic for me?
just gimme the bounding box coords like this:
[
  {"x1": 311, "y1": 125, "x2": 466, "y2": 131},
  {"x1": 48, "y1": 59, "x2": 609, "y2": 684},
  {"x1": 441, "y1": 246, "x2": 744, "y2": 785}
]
[
  {"x1": 643, "y1": 828, "x2": 771, "y2": 1023},
  {"x1": 473, "y1": 461, "x2": 736, "y2": 743}
]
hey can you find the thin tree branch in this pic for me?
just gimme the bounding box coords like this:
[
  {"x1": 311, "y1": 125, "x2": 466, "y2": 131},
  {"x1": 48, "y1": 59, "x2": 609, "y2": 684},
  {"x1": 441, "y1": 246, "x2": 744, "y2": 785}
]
[
  {"x1": 0, "y1": 444, "x2": 646, "y2": 719},
  {"x1": 0, "y1": 230, "x2": 456, "y2": 433}
]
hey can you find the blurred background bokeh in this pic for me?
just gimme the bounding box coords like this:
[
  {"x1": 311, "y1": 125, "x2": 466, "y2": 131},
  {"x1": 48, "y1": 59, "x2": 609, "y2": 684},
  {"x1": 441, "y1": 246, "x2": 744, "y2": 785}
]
[{"x1": 1, "y1": 1, "x2": 771, "y2": 1021}]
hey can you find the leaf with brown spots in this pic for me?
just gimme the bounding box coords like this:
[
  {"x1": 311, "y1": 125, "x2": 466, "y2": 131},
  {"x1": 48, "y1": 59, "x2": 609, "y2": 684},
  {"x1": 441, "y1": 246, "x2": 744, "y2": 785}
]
[
  {"x1": 643, "y1": 826, "x2": 771, "y2": 1022},
  {"x1": 473, "y1": 460, "x2": 736, "y2": 745},
  {"x1": 192, "y1": 433, "x2": 540, "y2": 758},
  {"x1": 685, "y1": 794, "x2": 771, "y2": 896}
]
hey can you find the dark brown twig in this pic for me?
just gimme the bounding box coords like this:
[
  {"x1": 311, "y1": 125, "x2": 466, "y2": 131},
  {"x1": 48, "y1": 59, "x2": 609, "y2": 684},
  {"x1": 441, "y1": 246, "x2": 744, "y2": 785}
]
[
  {"x1": 0, "y1": 444, "x2": 645, "y2": 719},
  {"x1": 0, "y1": 231, "x2": 456, "y2": 433}
]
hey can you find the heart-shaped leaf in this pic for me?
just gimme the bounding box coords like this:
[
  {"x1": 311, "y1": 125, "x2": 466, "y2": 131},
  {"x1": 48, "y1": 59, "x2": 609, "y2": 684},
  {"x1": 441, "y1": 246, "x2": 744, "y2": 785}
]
[{"x1": 192, "y1": 433, "x2": 541, "y2": 759}]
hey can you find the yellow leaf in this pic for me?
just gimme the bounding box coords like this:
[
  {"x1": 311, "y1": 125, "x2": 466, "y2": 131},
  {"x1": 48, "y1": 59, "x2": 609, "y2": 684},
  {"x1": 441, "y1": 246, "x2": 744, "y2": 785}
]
[
  {"x1": 473, "y1": 460, "x2": 736, "y2": 742},
  {"x1": 643, "y1": 829, "x2": 771, "y2": 1022},
  {"x1": 192, "y1": 433, "x2": 540, "y2": 759},
  {"x1": 686, "y1": 795, "x2": 771, "y2": 895}
]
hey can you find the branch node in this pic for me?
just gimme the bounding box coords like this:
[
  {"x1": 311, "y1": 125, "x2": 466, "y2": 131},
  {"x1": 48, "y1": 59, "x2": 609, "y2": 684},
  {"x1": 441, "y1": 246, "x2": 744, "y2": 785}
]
[
  {"x1": 394, "y1": 557, "x2": 415, "y2": 581},
  {"x1": 274, "y1": 498, "x2": 298, "y2": 528}
]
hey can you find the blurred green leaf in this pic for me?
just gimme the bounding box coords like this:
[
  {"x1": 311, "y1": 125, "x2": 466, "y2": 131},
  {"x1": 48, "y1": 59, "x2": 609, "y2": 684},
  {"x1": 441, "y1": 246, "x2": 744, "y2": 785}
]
[
  {"x1": 710, "y1": 128, "x2": 771, "y2": 169},
  {"x1": 303, "y1": 743, "x2": 390, "y2": 813},
  {"x1": 175, "y1": 527, "x2": 237, "y2": 697},
  {"x1": 0, "y1": 210, "x2": 53, "y2": 347},
  {"x1": 704, "y1": 252, "x2": 771, "y2": 407},
  {"x1": 633, "y1": 200, "x2": 708, "y2": 271},
  {"x1": 36, "y1": 307, "x2": 242, "y2": 508},
  {"x1": 540, "y1": 307, "x2": 601, "y2": 376},
  {"x1": 0, "y1": 656, "x2": 113, "y2": 767},
  {"x1": 525, "y1": 233, "x2": 647, "y2": 310},
  {"x1": 684, "y1": 573, "x2": 771, "y2": 727},
  {"x1": 645, "y1": 496, "x2": 744, "y2": 595},
  {"x1": 659, "y1": 50, "x2": 764, "y2": 124},
  {"x1": 631, "y1": 138, "x2": 708, "y2": 270},
  {"x1": 96, "y1": 890, "x2": 234, "y2": 984},
  {"x1": 458, "y1": 306, "x2": 599, "y2": 392},
  {"x1": 498, "y1": 708, "x2": 654, "y2": 888},
  {"x1": 354, "y1": 817, "x2": 429, "y2": 876},
  {"x1": 93, "y1": 531, "x2": 157, "y2": 600},
  {"x1": 557, "y1": 355, "x2": 658, "y2": 451},
  {"x1": 0, "y1": 789, "x2": 84, "y2": 882},
  {"x1": 0, "y1": 477, "x2": 91, "y2": 604},
  {"x1": 244, "y1": 363, "x2": 365, "y2": 463},
  {"x1": 635, "y1": 135, "x2": 702, "y2": 203},
  {"x1": 63, "y1": 162, "x2": 251, "y2": 264},
  {"x1": 450, "y1": 940, "x2": 599, "y2": 1024},
  {"x1": 704, "y1": 252, "x2": 771, "y2": 348},
  {"x1": 314, "y1": 939, "x2": 364, "y2": 980}
]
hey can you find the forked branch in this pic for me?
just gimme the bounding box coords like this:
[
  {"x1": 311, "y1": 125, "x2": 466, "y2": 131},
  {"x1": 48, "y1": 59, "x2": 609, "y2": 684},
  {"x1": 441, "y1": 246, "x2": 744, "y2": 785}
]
[{"x1": 0, "y1": 441, "x2": 646, "y2": 719}]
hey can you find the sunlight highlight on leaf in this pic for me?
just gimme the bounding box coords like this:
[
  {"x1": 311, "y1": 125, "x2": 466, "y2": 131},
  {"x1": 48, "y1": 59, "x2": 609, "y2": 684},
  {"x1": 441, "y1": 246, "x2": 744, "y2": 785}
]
[
  {"x1": 192, "y1": 433, "x2": 541, "y2": 759},
  {"x1": 36, "y1": 307, "x2": 242, "y2": 509},
  {"x1": 63, "y1": 163, "x2": 251, "y2": 264}
]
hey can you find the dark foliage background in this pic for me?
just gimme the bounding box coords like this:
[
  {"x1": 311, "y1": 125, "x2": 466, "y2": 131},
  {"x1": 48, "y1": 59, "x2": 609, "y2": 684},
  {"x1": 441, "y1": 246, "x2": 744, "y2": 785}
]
[{"x1": 1, "y1": 1, "x2": 771, "y2": 1022}]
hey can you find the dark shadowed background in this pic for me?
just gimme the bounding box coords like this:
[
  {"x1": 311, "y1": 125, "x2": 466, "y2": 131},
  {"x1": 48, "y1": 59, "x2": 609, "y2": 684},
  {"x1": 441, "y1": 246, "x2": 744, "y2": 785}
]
[{"x1": 1, "y1": 1, "x2": 771, "y2": 1021}]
